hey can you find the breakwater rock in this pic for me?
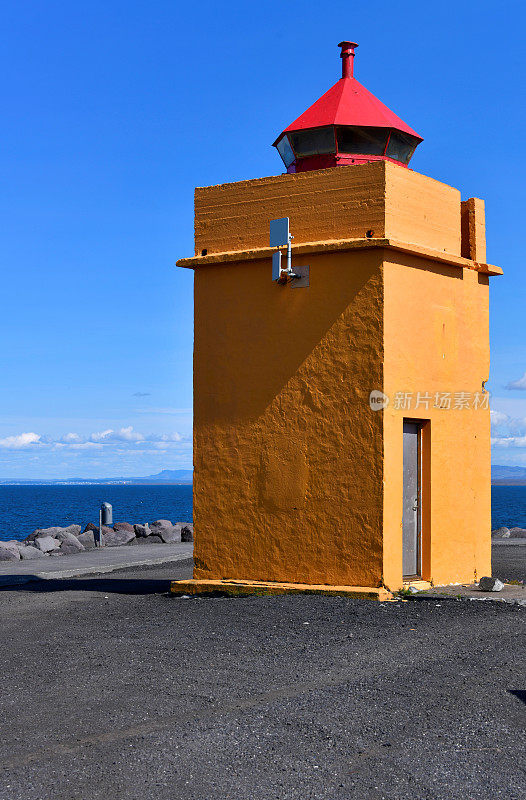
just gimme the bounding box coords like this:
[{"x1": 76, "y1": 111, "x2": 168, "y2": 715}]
[
  {"x1": 491, "y1": 527, "x2": 526, "y2": 539},
  {"x1": 0, "y1": 520, "x2": 193, "y2": 561}
]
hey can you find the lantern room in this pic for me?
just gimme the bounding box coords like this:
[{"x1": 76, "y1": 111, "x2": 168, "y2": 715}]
[{"x1": 273, "y1": 42, "x2": 423, "y2": 173}]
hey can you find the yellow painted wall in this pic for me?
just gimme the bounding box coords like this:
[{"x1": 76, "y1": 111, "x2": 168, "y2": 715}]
[
  {"x1": 194, "y1": 250, "x2": 385, "y2": 586},
  {"x1": 382, "y1": 256, "x2": 491, "y2": 589},
  {"x1": 194, "y1": 161, "x2": 461, "y2": 257}
]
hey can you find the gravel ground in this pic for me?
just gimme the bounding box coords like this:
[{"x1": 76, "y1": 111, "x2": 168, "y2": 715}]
[{"x1": 0, "y1": 554, "x2": 524, "y2": 800}]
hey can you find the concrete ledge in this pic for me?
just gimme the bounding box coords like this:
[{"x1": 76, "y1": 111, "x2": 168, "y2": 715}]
[
  {"x1": 176, "y1": 237, "x2": 502, "y2": 276},
  {"x1": 170, "y1": 578, "x2": 393, "y2": 601},
  {"x1": 491, "y1": 539, "x2": 526, "y2": 546}
]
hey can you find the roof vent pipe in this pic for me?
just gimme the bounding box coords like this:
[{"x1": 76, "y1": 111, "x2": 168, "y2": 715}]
[{"x1": 338, "y1": 41, "x2": 358, "y2": 79}]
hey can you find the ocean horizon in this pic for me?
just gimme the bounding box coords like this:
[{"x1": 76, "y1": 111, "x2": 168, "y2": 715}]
[
  {"x1": 0, "y1": 484, "x2": 193, "y2": 542},
  {"x1": 0, "y1": 483, "x2": 524, "y2": 543}
]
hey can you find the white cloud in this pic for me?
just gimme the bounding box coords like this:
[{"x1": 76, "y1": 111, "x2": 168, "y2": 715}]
[
  {"x1": 89, "y1": 427, "x2": 146, "y2": 443},
  {"x1": 0, "y1": 432, "x2": 41, "y2": 449},
  {"x1": 491, "y1": 434, "x2": 526, "y2": 448},
  {"x1": 61, "y1": 432, "x2": 81, "y2": 442},
  {"x1": 69, "y1": 442, "x2": 104, "y2": 450},
  {"x1": 490, "y1": 410, "x2": 509, "y2": 428},
  {"x1": 90, "y1": 429, "x2": 114, "y2": 442},
  {"x1": 0, "y1": 427, "x2": 187, "y2": 453},
  {"x1": 506, "y1": 372, "x2": 526, "y2": 390},
  {"x1": 116, "y1": 426, "x2": 145, "y2": 442}
]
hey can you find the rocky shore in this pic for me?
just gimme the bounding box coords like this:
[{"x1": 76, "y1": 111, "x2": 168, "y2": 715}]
[
  {"x1": 0, "y1": 519, "x2": 193, "y2": 562},
  {"x1": 491, "y1": 526, "x2": 526, "y2": 539}
]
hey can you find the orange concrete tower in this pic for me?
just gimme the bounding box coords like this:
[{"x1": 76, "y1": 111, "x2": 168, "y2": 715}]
[{"x1": 173, "y1": 43, "x2": 502, "y2": 599}]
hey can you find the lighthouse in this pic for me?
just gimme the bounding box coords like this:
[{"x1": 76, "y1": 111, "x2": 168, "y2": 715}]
[{"x1": 173, "y1": 42, "x2": 502, "y2": 599}]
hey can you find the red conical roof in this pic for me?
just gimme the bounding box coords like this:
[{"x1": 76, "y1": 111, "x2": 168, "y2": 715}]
[
  {"x1": 280, "y1": 76, "x2": 422, "y2": 141},
  {"x1": 272, "y1": 42, "x2": 423, "y2": 173}
]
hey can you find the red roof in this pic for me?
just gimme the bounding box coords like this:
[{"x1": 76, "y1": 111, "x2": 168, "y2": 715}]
[{"x1": 277, "y1": 76, "x2": 422, "y2": 143}]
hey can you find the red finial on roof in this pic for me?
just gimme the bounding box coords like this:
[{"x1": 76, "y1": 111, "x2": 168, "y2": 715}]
[{"x1": 338, "y1": 41, "x2": 358, "y2": 79}]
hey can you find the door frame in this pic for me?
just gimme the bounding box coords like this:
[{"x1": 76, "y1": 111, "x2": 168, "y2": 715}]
[{"x1": 402, "y1": 418, "x2": 429, "y2": 579}]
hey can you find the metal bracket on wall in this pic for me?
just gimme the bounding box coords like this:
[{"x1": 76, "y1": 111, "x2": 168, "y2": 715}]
[
  {"x1": 270, "y1": 217, "x2": 309, "y2": 288},
  {"x1": 290, "y1": 264, "x2": 309, "y2": 288}
]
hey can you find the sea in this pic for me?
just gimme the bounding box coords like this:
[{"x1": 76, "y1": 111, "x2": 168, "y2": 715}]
[
  {"x1": 0, "y1": 484, "x2": 193, "y2": 543},
  {"x1": 0, "y1": 483, "x2": 523, "y2": 543}
]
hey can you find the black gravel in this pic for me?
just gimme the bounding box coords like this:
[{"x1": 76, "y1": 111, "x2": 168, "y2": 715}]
[{"x1": 0, "y1": 556, "x2": 524, "y2": 800}]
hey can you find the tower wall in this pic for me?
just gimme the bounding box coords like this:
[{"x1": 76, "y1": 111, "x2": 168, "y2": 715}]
[
  {"x1": 188, "y1": 166, "x2": 495, "y2": 591},
  {"x1": 194, "y1": 162, "x2": 461, "y2": 257},
  {"x1": 382, "y1": 254, "x2": 491, "y2": 589},
  {"x1": 193, "y1": 249, "x2": 384, "y2": 586}
]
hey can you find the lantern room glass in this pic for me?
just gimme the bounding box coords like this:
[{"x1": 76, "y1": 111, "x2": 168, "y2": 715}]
[
  {"x1": 336, "y1": 126, "x2": 388, "y2": 156},
  {"x1": 288, "y1": 127, "x2": 335, "y2": 158},
  {"x1": 385, "y1": 131, "x2": 418, "y2": 165},
  {"x1": 276, "y1": 135, "x2": 296, "y2": 168}
]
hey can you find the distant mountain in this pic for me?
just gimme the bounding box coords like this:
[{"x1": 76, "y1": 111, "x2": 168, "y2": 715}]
[
  {"x1": 142, "y1": 469, "x2": 193, "y2": 482},
  {"x1": 492, "y1": 465, "x2": 526, "y2": 483},
  {"x1": 0, "y1": 469, "x2": 193, "y2": 485}
]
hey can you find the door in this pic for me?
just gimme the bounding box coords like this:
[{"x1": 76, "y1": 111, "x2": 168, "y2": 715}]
[{"x1": 402, "y1": 421, "x2": 421, "y2": 577}]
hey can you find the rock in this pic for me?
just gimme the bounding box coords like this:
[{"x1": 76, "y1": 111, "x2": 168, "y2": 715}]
[
  {"x1": 90, "y1": 526, "x2": 113, "y2": 539},
  {"x1": 18, "y1": 545, "x2": 47, "y2": 560},
  {"x1": 77, "y1": 531, "x2": 96, "y2": 550},
  {"x1": 491, "y1": 527, "x2": 510, "y2": 538},
  {"x1": 181, "y1": 524, "x2": 194, "y2": 543},
  {"x1": 84, "y1": 522, "x2": 99, "y2": 533},
  {"x1": 159, "y1": 526, "x2": 181, "y2": 543},
  {"x1": 149, "y1": 519, "x2": 173, "y2": 530},
  {"x1": 113, "y1": 522, "x2": 134, "y2": 533},
  {"x1": 150, "y1": 520, "x2": 180, "y2": 543},
  {"x1": 509, "y1": 527, "x2": 526, "y2": 538},
  {"x1": 1, "y1": 541, "x2": 21, "y2": 556},
  {"x1": 0, "y1": 545, "x2": 20, "y2": 561},
  {"x1": 135, "y1": 534, "x2": 163, "y2": 544},
  {"x1": 59, "y1": 540, "x2": 84, "y2": 556},
  {"x1": 87, "y1": 526, "x2": 113, "y2": 547},
  {"x1": 59, "y1": 537, "x2": 84, "y2": 554},
  {"x1": 134, "y1": 524, "x2": 151, "y2": 538},
  {"x1": 479, "y1": 576, "x2": 504, "y2": 592},
  {"x1": 35, "y1": 536, "x2": 60, "y2": 553},
  {"x1": 54, "y1": 526, "x2": 82, "y2": 541},
  {"x1": 59, "y1": 531, "x2": 84, "y2": 546},
  {"x1": 33, "y1": 525, "x2": 81, "y2": 541},
  {"x1": 103, "y1": 529, "x2": 135, "y2": 547}
]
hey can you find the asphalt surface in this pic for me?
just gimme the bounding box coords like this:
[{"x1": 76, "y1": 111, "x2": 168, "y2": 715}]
[
  {"x1": 492, "y1": 543, "x2": 526, "y2": 582},
  {"x1": 0, "y1": 552, "x2": 524, "y2": 800}
]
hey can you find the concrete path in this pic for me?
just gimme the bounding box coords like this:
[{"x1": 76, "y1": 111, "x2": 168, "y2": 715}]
[
  {"x1": 492, "y1": 538, "x2": 526, "y2": 546},
  {"x1": 0, "y1": 542, "x2": 194, "y2": 586}
]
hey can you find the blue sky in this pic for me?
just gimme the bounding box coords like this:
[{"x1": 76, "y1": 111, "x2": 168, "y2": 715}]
[{"x1": 0, "y1": 0, "x2": 524, "y2": 478}]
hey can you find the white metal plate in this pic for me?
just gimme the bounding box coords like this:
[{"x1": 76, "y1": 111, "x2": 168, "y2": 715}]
[
  {"x1": 272, "y1": 251, "x2": 282, "y2": 281},
  {"x1": 270, "y1": 217, "x2": 290, "y2": 247}
]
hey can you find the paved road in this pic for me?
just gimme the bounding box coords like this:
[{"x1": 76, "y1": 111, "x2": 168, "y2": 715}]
[
  {"x1": 0, "y1": 550, "x2": 524, "y2": 800},
  {"x1": 492, "y1": 543, "x2": 526, "y2": 582}
]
